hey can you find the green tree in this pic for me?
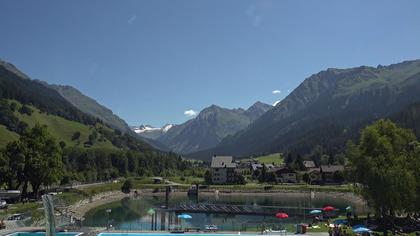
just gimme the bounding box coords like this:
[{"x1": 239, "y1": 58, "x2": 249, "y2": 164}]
[
  {"x1": 121, "y1": 179, "x2": 133, "y2": 193},
  {"x1": 302, "y1": 173, "x2": 310, "y2": 184},
  {"x1": 72, "y1": 131, "x2": 81, "y2": 141},
  {"x1": 0, "y1": 151, "x2": 8, "y2": 188},
  {"x1": 407, "y1": 141, "x2": 420, "y2": 212},
  {"x1": 294, "y1": 154, "x2": 304, "y2": 170},
  {"x1": 9, "y1": 102, "x2": 17, "y2": 112},
  {"x1": 285, "y1": 153, "x2": 294, "y2": 167},
  {"x1": 2, "y1": 141, "x2": 27, "y2": 190},
  {"x1": 204, "y1": 170, "x2": 212, "y2": 184},
  {"x1": 59, "y1": 141, "x2": 66, "y2": 149},
  {"x1": 258, "y1": 164, "x2": 267, "y2": 182},
  {"x1": 18, "y1": 104, "x2": 33, "y2": 115},
  {"x1": 3, "y1": 124, "x2": 63, "y2": 197},
  {"x1": 21, "y1": 124, "x2": 63, "y2": 196},
  {"x1": 347, "y1": 119, "x2": 418, "y2": 224}
]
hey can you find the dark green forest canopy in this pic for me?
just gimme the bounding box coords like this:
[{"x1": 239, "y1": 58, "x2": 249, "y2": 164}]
[{"x1": 0, "y1": 124, "x2": 195, "y2": 195}]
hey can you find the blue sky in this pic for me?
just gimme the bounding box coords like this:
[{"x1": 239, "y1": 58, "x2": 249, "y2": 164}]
[{"x1": 1, "y1": 0, "x2": 420, "y2": 127}]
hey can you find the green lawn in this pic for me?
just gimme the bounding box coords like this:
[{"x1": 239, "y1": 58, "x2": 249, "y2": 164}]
[
  {"x1": 254, "y1": 153, "x2": 283, "y2": 165},
  {"x1": 167, "y1": 176, "x2": 204, "y2": 185},
  {"x1": 0, "y1": 202, "x2": 41, "y2": 219},
  {"x1": 8, "y1": 100, "x2": 116, "y2": 149}
]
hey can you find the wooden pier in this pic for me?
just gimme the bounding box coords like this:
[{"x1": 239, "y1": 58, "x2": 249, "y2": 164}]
[{"x1": 166, "y1": 203, "x2": 318, "y2": 217}]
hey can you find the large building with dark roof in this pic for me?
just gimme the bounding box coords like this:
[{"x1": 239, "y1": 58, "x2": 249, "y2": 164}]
[{"x1": 211, "y1": 156, "x2": 237, "y2": 184}]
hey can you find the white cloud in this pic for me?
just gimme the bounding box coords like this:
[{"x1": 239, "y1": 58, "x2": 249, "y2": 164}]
[
  {"x1": 184, "y1": 110, "x2": 198, "y2": 117},
  {"x1": 272, "y1": 100, "x2": 281, "y2": 106},
  {"x1": 272, "y1": 90, "x2": 281, "y2": 94},
  {"x1": 128, "y1": 15, "x2": 137, "y2": 24}
]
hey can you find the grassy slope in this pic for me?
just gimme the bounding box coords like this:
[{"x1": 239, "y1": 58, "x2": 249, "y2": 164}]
[
  {"x1": 1, "y1": 100, "x2": 116, "y2": 149},
  {"x1": 255, "y1": 153, "x2": 283, "y2": 165},
  {"x1": 0, "y1": 124, "x2": 19, "y2": 148}
]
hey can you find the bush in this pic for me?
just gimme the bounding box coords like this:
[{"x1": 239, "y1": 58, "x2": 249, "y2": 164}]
[
  {"x1": 333, "y1": 171, "x2": 345, "y2": 183},
  {"x1": 71, "y1": 131, "x2": 81, "y2": 141},
  {"x1": 10, "y1": 102, "x2": 17, "y2": 112},
  {"x1": 204, "y1": 170, "x2": 212, "y2": 184},
  {"x1": 18, "y1": 104, "x2": 33, "y2": 115},
  {"x1": 121, "y1": 179, "x2": 133, "y2": 193},
  {"x1": 302, "y1": 173, "x2": 310, "y2": 184}
]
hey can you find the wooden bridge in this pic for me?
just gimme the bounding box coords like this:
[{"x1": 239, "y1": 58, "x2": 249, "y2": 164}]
[{"x1": 166, "y1": 203, "x2": 318, "y2": 217}]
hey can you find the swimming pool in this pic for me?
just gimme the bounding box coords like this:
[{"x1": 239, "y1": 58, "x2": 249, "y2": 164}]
[
  {"x1": 98, "y1": 234, "x2": 257, "y2": 236},
  {"x1": 8, "y1": 232, "x2": 82, "y2": 236}
]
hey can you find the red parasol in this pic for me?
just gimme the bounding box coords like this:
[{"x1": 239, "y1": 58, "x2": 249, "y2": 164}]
[
  {"x1": 276, "y1": 212, "x2": 289, "y2": 219},
  {"x1": 322, "y1": 206, "x2": 335, "y2": 212}
]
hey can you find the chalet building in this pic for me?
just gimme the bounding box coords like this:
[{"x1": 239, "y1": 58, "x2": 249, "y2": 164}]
[
  {"x1": 251, "y1": 163, "x2": 276, "y2": 178},
  {"x1": 211, "y1": 156, "x2": 237, "y2": 184},
  {"x1": 320, "y1": 165, "x2": 345, "y2": 183},
  {"x1": 300, "y1": 161, "x2": 321, "y2": 184},
  {"x1": 268, "y1": 167, "x2": 298, "y2": 183},
  {"x1": 304, "y1": 168, "x2": 322, "y2": 184},
  {"x1": 303, "y1": 161, "x2": 317, "y2": 170}
]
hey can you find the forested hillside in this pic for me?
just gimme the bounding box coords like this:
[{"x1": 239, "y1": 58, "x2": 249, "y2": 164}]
[{"x1": 0, "y1": 60, "x2": 198, "y2": 193}]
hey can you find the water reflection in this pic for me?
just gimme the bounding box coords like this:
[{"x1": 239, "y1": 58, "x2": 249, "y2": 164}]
[{"x1": 84, "y1": 192, "x2": 367, "y2": 231}]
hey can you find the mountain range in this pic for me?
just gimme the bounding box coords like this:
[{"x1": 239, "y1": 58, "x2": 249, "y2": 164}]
[
  {"x1": 2, "y1": 58, "x2": 420, "y2": 163},
  {"x1": 189, "y1": 59, "x2": 420, "y2": 160},
  {"x1": 138, "y1": 102, "x2": 272, "y2": 154}
]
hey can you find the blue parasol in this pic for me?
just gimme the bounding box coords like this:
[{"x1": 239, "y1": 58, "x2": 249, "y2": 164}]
[
  {"x1": 177, "y1": 213, "x2": 192, "y2": 219},
  {"x1": 310, "y1": 209, "x2": 322, "y2": 214},
  {"x1": 353, "y1": 227, "x2": 371, "y2": 233}
]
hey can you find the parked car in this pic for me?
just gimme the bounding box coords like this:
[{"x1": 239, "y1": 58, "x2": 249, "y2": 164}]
[
  {"x1": 204, "y1": 225, "x2": 218, "y2": 232},
  {"x1": 0, "y1": 200, "x2": 7, "y2": 209},
  {"x1": 7, "y1": 213, "x2": 24, "y2": 221}
]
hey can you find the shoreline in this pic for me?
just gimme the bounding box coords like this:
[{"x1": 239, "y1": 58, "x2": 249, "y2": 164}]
[{"x1": 68, "y1": 191, "x2": 129, "y2": 219}]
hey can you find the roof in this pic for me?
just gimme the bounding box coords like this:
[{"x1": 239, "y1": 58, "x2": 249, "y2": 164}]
[
  {"x1": 320, "y1": 165, "x2": 345, "y2": 173},
  {"x1": 303, "y1": 161, "x2": 316, "y2": 168},
  {"x1": 265, "y1": 164, "x2": 275, "y2": 169},
  {"x1": 251, "y1": 163, "x2": 263, "y2": 171},
  {"x1": 211, "y1": 156, "x2": 237, "y2": 168},
  {"x1": 268, "y1": 167, "x2": 296, "y2": 174}
]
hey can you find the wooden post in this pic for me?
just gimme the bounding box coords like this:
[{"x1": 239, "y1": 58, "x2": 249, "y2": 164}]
[
  {"x1": 165, "y1": 186, "x2": 170, "y2": 208},
  {"x1": 160, "y1": 211, "x2": 166, "y2": 230},
  {"x1": 155, "y1": 212, "x2": 158, "y2": 230},
  {"x1": 195, "y1": 183, "x2": 199, "y2": 204}
]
